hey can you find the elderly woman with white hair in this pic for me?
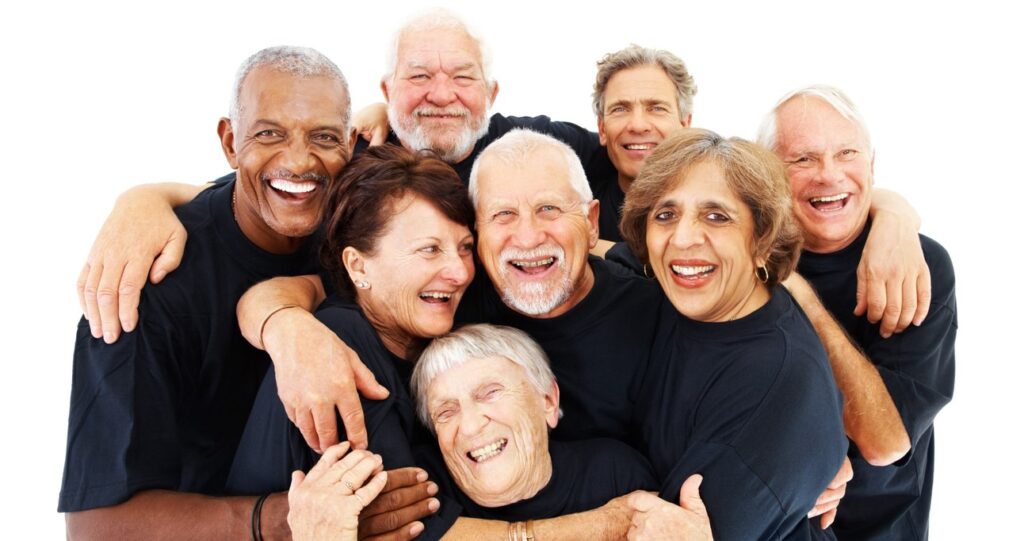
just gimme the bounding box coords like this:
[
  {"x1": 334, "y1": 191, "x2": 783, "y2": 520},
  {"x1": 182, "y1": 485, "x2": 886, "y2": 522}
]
[{"x1": 409, "y1": 323, "x2": 659, "y2": 524}]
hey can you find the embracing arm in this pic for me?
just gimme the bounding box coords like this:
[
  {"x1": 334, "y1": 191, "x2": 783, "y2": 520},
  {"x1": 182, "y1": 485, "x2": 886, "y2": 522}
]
[
  {"x1": 862, "y1": 188, "x2": 930, "y2": 337},
  {"x1": 785, "y1": 273, "x2": 910, "y2": 465},
  {"x1": 442, "y1": 492, "x2": 637, "y2": 540},
  {"x1": 237, "y1": 275, "x2": 389, "y2": 452},
  {"x1": 78, "y1": 182, "x2": 207, "y2": 343},
  {"x1": 67, "y1": 490, "x2": 289, "y2": 541}
]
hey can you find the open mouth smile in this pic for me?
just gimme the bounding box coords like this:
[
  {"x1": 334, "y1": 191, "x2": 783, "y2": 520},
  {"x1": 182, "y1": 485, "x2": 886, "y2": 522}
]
[
  {"x1": 808, "y1": 193, "x2": 850, "y2": 212},
  {"x1": 467, "y1": 438, "x2": 508, "y2": 463}
]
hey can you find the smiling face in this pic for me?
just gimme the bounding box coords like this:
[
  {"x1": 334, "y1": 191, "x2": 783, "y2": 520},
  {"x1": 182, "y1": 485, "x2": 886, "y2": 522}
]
[
  {"x1": 598, "y1": 65, "x2": 690, "y2": 192},
  {"x1": 646, "y1": 161, "x2": 769, "y2": 322},
  {"x1": 220, "y1": 67, "x2": 350, "y2": 254},
  {"x1": 347, "y1": 194, "x2": 475, "y2": 358},
  {"x1": 474, "y1": 147, "x2": 599, "y2": 318},
  {"x1": 774, "y1": 96, "x2": 873, "y2": 253},
  {"x1": 427, "y1": 355, "x2": 558, "y2": 507},
  {"x1": 383, "y1": 27, "x2": 497, "y2": 164}
]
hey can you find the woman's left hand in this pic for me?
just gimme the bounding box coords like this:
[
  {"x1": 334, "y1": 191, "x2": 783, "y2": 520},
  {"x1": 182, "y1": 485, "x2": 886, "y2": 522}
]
[{"x1": 287, "y1": 442, "x2": 388, "y2": 541}]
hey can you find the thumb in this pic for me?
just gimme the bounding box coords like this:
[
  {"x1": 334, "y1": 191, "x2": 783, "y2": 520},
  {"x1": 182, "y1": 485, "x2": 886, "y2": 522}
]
[
  {"x1": 150, "y1": 228, "x2": 187, "y2": 284},
  {"x1": 679, "y1": 474, "x2": 707, "y2": 515},
  {"x1": 370, "y1": 126, "x2": 387, "y2": 146},
  {"x1": 290, "y1": 469, "x2": 305, "y2": 490},
  {"x1": 351, "y1": 355, "x2": 390, "y2": 400}
]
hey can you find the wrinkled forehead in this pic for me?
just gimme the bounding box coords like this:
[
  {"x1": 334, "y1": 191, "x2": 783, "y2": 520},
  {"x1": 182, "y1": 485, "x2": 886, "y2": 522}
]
[
  {"x1": 776, "y1": 97, "x2": 868, "y2": 151},
  {"x1": 396, "y1": 28, "x2": 485, "y2": 75},
  {"x1": 476, "y1": 150, "x2": 577, "y2": 206},
  {"x1": 238, "y1": 68, "x2": 348, "y2": 125}
]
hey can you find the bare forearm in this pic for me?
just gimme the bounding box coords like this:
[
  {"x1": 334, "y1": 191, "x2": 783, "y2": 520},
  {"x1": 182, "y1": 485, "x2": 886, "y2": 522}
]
[
  {"x1": 870, "y1": 188, "x2": 920, "y2": 231},
  {"x1": 67, "y1": 490, "x2": 290, "y2": 541},
  {"x1": 792, "y1": 284, "x2": 911, "y2": 465},
  {"x1": 442, "y1": 502, "x2": 629, "y2": 541},
  {"x1": 237, "y1": 275, "x2": 326, "y2": 349},
  {"x1": 120, "y1": 182, "x2": 207, "y2": 209}
]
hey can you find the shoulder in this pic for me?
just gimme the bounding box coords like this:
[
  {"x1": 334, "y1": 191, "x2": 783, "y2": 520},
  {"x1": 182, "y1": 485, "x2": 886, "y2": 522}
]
[
  {"x1": 315, "y1": 298, "x2": 379, "y2": 352},
  {"x1": 920, "y1": 233, "x2": 956, "y2": 305}
]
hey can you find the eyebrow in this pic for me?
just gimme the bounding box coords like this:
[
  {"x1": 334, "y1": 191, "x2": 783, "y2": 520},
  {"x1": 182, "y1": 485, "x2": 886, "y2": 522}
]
[{"x1": 656, "y1": 197, "x2": 740, "y2": 215}]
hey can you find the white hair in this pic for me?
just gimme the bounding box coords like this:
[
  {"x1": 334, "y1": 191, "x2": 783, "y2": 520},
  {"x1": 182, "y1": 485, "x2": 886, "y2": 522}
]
[
  {"x1": 383, "y1": 8, "x2": 494, "y2": 86},
  {"x1": 467, "y1": 129, "x2": 593, "y2": 207},
  {"x1": 756, "y1": 84, "x2": 872, "y2": 152},
  {"x1": 411, "y1": 324, "x2": 556, "y2": 432},
  {"x1": 228, "y1": 46, "x2": 350, "y2": 132}
]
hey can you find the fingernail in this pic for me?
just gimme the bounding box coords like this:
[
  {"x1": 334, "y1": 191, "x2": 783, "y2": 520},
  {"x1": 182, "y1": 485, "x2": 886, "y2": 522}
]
[
  {"x1": 427, "y1": 482, "x2": 438, "y2": 495},
  {"x1": 416, "y1": 470, "x2": 428, "y2": 482},
  {"x1": 152, "y1": 270, "x2": 166, "y2": 282},
  {"x1": 428, "y1": 498, "x2": 440, "y2": 512},
  {"x1": 410, "y1": 522, "x2": 425, "y2": 536},
  {"x1": 104, "y1": 331, "x2": 115, "y2": 344}
]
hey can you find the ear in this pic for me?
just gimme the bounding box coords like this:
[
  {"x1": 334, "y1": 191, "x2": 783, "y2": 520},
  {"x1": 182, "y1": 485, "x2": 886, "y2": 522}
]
[
  {"x1": 597, "y1": 115, "x2": 608, "y2": 146},
  {"x1": 348, "y1": 127, "x2": 359, "y2": 153},
  {"x1": 488, "y1": 79, "x2": 500, "y2": 106},
  {"x1": 217, "y1": 117, "x2": 239, "y2": 169},
  {"x1": 342, "y1": 246, "x2": 368, "y2": 284},
  {"x1": 543, "y1": 381, "x2": 561, "y2": 429},
  {"x1": 681, "y1": 113, "x2": 692, "y2": 128},
  {"x1": 380, "y1": 78, "x2": 391, "y2": 102},
  {"x1": 585, "y1": 199, "x2": 601, "y2": 249}
]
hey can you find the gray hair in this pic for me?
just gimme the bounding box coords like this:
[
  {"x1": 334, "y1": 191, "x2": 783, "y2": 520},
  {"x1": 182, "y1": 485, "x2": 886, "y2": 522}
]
[
  {"x1": 228, "y1": 46, "x2": 351, "y2": 132},
  {"x1": 383, "y1": 9, "x2": 495, "y2": 87},
  {"x1": 411, "y1": 324, "x2": 556, "y2": 432},
  {"x1": 757, "y1": 84, "x2": 872, "y2": 152},
  {"x1": 467, "y1": 129, "x2": 592, "y2": 207},
  {"x1": 592, "y1": 44, "x2": 697, "y2": 120}
]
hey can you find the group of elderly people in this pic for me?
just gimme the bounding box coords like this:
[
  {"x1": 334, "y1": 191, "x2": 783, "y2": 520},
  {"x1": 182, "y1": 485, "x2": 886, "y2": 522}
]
[{"x1": 60, "y1": 9, "x2": 956, "y2": 541}]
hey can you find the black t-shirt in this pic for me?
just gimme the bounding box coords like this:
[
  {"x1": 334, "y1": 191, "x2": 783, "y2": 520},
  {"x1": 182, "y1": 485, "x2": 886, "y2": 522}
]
[
  {"x1": 224, "y1": 297, "x2": 460, "y2": 539},
  {"x1": 636, "y1": 289, "x2": 848, "y2": 540},
  {"x1": 798, "y1": 225, "x2": 956, "y2": 540},
  {"x1": 416, "y1": 439, "x2": 656, "y2": 521},
  {"x1": 457, "y1": 256, "x2": 662, "y2": 446},
  {"x1": 58, "y1": 178, "x2": 322, "y2": 512}
]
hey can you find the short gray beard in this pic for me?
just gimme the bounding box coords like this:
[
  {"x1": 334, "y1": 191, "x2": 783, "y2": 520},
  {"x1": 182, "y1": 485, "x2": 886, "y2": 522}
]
[
  {"x1": 496, "y1": 246, "x2": 573, "y2": 316},
  {"x1": 388, "y1": 102, "x2": 490, "y2": 164}
]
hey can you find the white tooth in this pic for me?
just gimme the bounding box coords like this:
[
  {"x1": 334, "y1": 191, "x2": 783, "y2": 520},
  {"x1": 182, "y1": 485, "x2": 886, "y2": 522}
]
[
  {"x1": 270, "y1": 179, "x2": 317, "y2": 194},
  {"x1": 625, "y1": 144, "x2": 654, "y2": 150},
  {"x1": 469, "y1": 439, "x2": 506, "y2": 461},
  {"x1": 420, "y1": 292, "x2": 452, "y2": 299},
  {"x1": 810, "y1": 193, "x2": 849, "y2": 203},
  {"x1": 671, "y1": 265, "x2": 714, "y2": 276},
  {"x1": 513, "y1": 257, "x2": 554, "y2": 268}
]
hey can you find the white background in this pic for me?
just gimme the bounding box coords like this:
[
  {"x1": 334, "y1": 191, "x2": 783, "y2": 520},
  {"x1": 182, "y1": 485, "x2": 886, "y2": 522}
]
[{"x1": 1, "y1": 0, "x2": 1020, "y2": 538}]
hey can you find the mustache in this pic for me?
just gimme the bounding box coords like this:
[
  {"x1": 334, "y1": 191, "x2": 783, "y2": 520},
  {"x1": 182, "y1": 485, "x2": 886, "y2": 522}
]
[{"x1": 259, "y1": 170, "x2": 329, "y2": 183}]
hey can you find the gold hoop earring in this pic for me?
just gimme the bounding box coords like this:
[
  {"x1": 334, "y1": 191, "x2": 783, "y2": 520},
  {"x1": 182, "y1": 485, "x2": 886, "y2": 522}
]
[{"x1": 755, "y1": 265, "x2": 769, "y2": 284}]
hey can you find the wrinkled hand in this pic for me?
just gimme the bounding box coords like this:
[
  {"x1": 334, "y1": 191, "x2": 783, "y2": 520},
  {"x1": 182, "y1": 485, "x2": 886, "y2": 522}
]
[
  {"x1": 288, "y1": 442, "x2": 388, "y2": 541},
  {"x1": 262, "y1": 308, "x2": 389, "y2": 452},
  {"x1": 857, "y1": 211, "x2": 930, "y2": 337},
  {"x1": 808, "y1": 456, "x2": 853, "y2": 529},
  {"x1": 627, "y1": 475, "x2": 713, "y2": 541},
  {"x1": 78, "y1": 188, "x2": 187, "y2": 343},
  {"x1": 359, "y1": 467, "x2": 439, "y2": 541},
  {"x1": 352, "y1": 103, "x2": 389, "y2": 146}
]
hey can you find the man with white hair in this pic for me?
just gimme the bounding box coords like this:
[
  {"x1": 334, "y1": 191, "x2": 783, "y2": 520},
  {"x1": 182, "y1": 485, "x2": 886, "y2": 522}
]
[
  {"x1": 759, "y1": 85, "x2": 956, "y2": 540},
  {"x1": 58, "y1": 46, "x2": 361, "y2": 538}
]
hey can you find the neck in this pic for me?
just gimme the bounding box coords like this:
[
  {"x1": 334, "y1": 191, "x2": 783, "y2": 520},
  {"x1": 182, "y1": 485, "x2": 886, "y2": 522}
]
[
  {"x1": 359, "y1": 299, "x2": 426, "y2": 361},
  {"x1": 718, "y1": 280, "x2": 771, "y2": 322},
  {"x1": 617, "y1": 172, "x2": 634, "y2": 195}
]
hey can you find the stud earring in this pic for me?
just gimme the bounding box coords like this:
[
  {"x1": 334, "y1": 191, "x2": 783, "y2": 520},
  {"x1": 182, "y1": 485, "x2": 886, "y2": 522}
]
[{"x1": 356, "y1": 280, "x2": 370, "y2": 290}]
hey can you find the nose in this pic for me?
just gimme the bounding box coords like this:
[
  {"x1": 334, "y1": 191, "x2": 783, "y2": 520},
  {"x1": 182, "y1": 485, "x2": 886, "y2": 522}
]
[
  {"x1": 426, "y1": 73, "x2": 457, "y2": 106},
  {"x1": 279, "y1": 136, "x2": 317, "y2": 174},
  {"x1": 459, "y1": 401, "x2": 489, "y2": 437},
  {"x1": 510, "y1": 213, "x2": 545, "y2": 248},
  {"x1": 669, "y1": 218, "x2": 705, "y2": 250},
  {"x1": 441, "y1": 251, "x2": 472, "y2": 286},
  {"x1": 817, "y1": 156, "x2": 845, "y2": 185},
  {"x1": 625, "y1": 109, "x2": 653, "y2": 134}
]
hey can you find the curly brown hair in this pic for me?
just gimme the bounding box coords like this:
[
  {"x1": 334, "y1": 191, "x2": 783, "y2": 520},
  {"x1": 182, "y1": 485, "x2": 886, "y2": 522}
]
[{"x1": 619, "y1": 128, "x2": 802, "y2": 288}]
